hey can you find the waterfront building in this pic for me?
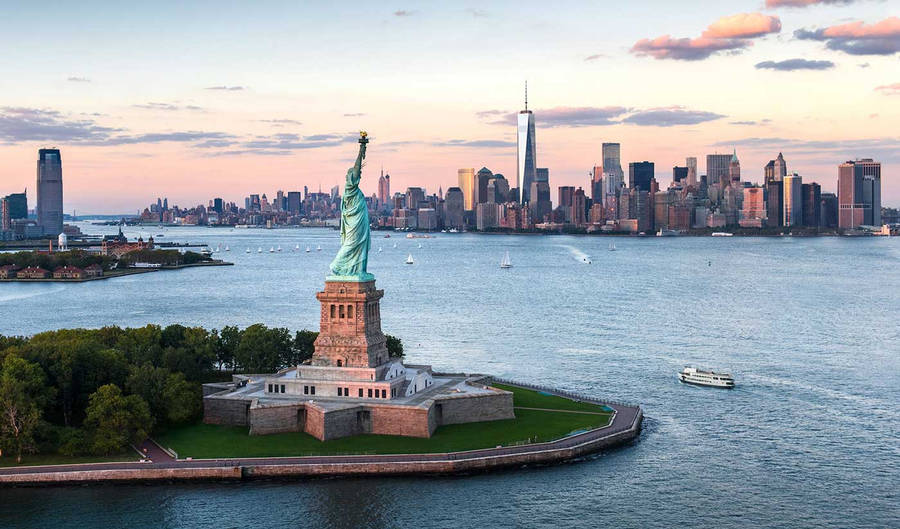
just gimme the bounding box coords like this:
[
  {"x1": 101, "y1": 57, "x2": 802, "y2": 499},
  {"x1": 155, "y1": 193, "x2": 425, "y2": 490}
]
[
  {"x1": 442, "y1": 187, "x2": 464, "y2": 229},
  {"x1": 591, "y1": 166, "x2": 603, "y2": 201},
  {"x1": 18, "y1": 266, "x2": 50, "y2": 279},
  {"x1": 706, "y1": 154, "x2": 731, "y2": 187},
  {"x1": 783, "y1": 174, "x2": 803, "y2": 227},
  {"x1": 36, "y1": 148, "x2": 63, "y2": 236},
  {"x1": 802, "y1": 182, "x2": 822, "y2": 228},
  {"x1": 417, "y1": 208, "x2": 438, "y2": 231},
  {"x1": 838, "y1": 159, "x2": 881, "y2": 229},
  {"x1": 739, "y1": 186, "x2": 766, "y2": 228},
  {"x1": 405, "y1": 187, "x2": 426, "y2": 210},
  {"x1": 476, "y1": 202, "x2": 501, "y2": 230},
  {"x1": 529, "y1": 181, "x2": 551, "y2": 223},
  {"x1": 3, "y1": 191, "x2": 27, "y2": 221},
  {"x1": 517, "y1": 87, "x2": 537, "y2": 204},
  {"x1": 628, "y1": 161, "x2": 654, "y2": 192},
  {"x1": 0, "y1": 198, "x2": 8, "y2": 232},
  {"x1": 673, "y1": 166, "x2": 688, "y2": 185},
  {"x1": 572, "y1": 188, "x2": 586, "y2": 227},
  {"x1": 685, "y1": 157, "x2": 698, "y2": 187},
  {"x1": 821, "y1": 193, "x2": 838, "y2": 228},
  {"x1": 766, "y1": 179, "x2": 783, "y2": 228},
  {"x1": 287, "y1": 191, "x2": 301, "y2": 215},
  {"x1": 653, "y1": 191, "x2": 669, "y2": 230},
  {"x1": 458, "y1": 168, "x2": 475, "y2": 211}
]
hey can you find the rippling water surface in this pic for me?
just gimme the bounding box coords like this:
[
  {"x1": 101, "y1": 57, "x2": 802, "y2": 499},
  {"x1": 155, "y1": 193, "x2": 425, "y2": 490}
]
[{"x1": 2, "y1": 223, "x2": 898, "y2": 528}]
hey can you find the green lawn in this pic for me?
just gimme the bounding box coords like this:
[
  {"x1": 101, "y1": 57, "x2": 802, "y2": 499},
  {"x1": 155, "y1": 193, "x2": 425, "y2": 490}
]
[
  {"x1": 0, "y1": 453, "x2": 134, "y2": 468},
  {"x1": 157, "y1": 384, "x2": 614, "y2": 459}
]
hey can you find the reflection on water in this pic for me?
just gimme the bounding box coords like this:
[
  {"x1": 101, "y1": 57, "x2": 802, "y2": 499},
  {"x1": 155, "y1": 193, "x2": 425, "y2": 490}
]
[{"x1": 1, "y1": 224, "x2": 898, "y2": 528}]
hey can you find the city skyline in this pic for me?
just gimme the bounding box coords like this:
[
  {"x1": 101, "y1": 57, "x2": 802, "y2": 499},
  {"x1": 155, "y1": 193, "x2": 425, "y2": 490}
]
[{"x1": 0, "y1": 2, "x2": 897, "y2": 213}]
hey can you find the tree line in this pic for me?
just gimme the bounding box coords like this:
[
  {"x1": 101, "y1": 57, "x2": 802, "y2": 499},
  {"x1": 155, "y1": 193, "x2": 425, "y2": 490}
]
[
  {"x1": 0, "y1": 250, "x2": 115, "y2": 271},
  {"x1": 0, "y1": 324, "x2": 403, "y2": 463}
]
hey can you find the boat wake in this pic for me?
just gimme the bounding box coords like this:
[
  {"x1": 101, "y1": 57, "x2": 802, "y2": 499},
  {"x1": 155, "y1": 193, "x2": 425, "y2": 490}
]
[
  {"x1": 0, "y1": 286, "x2": 67, "y2": 303},
  {"x1": 559, "y1": 244, "x2": 592, "y2": 264}
]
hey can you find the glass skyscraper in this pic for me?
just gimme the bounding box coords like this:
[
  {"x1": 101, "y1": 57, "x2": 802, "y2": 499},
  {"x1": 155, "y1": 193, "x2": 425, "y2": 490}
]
[
  {"x1": 517, "y1": 108, "x2": 536, "y2": 204},
  {"x1": 36, "y1": 148, "x2": 63, "y2": 236},
  {"x1": 602, "y1": 143, "x2": 624, "y2": 192}
]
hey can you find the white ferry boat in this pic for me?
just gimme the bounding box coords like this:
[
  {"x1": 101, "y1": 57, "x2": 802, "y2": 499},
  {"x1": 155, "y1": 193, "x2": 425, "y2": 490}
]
[
  {"x1": 711, "y1": 232, "x2": 733, "y2": 237},
  {"x1": 678, "y1": 367, "x2": 734, "y2": 389}
]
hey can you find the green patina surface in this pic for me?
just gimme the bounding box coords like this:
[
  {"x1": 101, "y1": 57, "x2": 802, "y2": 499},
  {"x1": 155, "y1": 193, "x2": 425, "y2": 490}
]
[
  {"x1": 328, "y1": 133, "x2": 373, "y2": 282},
  {"x1": 157, "y1": 384, "x2": 614, "y2": 458}
]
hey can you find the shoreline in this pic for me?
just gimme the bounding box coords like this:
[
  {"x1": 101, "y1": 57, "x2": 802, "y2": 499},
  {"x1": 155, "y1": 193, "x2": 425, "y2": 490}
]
[
  {"x1": 0, "y1": 261, "x2": 233, "y2": 283},
  {"x1": 0, "y1": 382, "x2": 642, "y2": 486}
]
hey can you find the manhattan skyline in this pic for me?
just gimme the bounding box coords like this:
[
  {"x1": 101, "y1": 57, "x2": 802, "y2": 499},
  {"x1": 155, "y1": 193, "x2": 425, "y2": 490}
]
[{"x1": 0, "y1": 1, "x2": 897, "y2": 214}]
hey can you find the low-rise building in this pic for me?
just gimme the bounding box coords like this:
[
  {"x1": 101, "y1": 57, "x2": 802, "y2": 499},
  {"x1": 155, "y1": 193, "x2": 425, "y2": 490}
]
[
  {"x1": 53, "y1": 265, "x2": 85, "y2": 279},
  {"x1": 0, "y1": 264, "x2": 19, "y2": 279},
  {"x1": 18, "y1": 266, "x2": 50, "y2": 279},
  {"x1": 84, "y1": 264, "x2": 103, "y2": 278}
]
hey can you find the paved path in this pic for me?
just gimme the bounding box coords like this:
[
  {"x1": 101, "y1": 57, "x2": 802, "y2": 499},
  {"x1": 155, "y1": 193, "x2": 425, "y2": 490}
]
[
  {"x1": 514, "y1": 406, "x2": 613, "y2": 416},
  {"x1": 0, "y1": 398, "x2": 641, "y2": 480}
]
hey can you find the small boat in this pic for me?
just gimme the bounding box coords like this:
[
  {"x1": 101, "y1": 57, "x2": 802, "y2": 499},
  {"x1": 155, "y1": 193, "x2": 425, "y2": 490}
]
[
  {"x1": 384, "y1": 234, "x2": 391, "y2": 238},
  {"x1": 657, "y1": 229, "x2": 680, "y2": 237},
  {"x1": 417, "y1": 243, "x2": 422, "y2": 249},
  {"x1": 711, "y1": 232, "x2": 733, "y2": 237},
  {"x1": 245, "y1": 248, "x2": 251, "y2": 254},
  {"x1": 305, "y1": 246, "x2": 310, "y2": 253},
  {"x1": 582, "y1": 257, "x2": 592, "y2": 264},
  {"x1": 295, "y1": 244, "x2": 300, "y2": 251},
  {"x1": 215, "y1": 245, "x2": 221, "y2": 252},
  {"x1": 225, "y1": 246, "x2": 230, "y2": 251},
  {"x1": 277, "y1": 246, "x2": 282, "y2": 252},
  {"x1": 316, "y1": 245, "x2": 322, "y2": 251},
  {"x1": 257, "y1": 247, "x2": 262, "y2": 253},
  {"x1": 678, "y1": 366, "x2": 734, "y2": 389},
  {"x1": 500, "y1": 251, "x2": 512, "y2": 269},
  {"x1": 393, "y1": 243, "x2": 398, "y2": 248},
  {"x1": 269, "y1": 247, "x2": 275, "y2": 253},
  {"x1": 405, "y1": 254, "x2": 414, "y2": 265},
  {"x1": 608, "y1": 243, "x2": 616, "y2": 251},
  {"x1": 378, "y1": 247, "x2": 383, "y2": 252}
]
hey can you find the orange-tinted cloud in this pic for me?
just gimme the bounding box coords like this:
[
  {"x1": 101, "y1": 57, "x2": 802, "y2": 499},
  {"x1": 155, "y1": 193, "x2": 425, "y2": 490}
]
[
  {"x1": 766, "y1": 0, "x2": 855, "y2": 7},
  {"x1": 632, "y1": 13, "x2": 780, "y2": 60},
  {"x1": 821, "y1": 16, "x2": 900, "y2": 38},
  {"x1": 795, "y1": 16, "x2": 900, "y2": 55},
  {"x1": 875, "y1": 83, "x2": 900, "y2": 95},
  {"x1": 702, "y1": 13, "x2": 782, "y2": 39}
]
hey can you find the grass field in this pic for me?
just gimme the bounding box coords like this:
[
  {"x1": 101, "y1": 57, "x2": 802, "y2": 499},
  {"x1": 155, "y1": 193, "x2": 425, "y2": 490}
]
[
  {"x1": 157, "y1": 384, "x2": 614, "y2": 459},
  {"x1": 0, "y1": 453, "x2": 134, "y2": 468}
]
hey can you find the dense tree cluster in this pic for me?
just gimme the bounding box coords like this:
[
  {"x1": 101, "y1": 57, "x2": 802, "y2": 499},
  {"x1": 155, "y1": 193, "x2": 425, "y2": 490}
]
[
  {"x1": 0, "y1": 324, "x2": 404, "y2": 462},
  {"x1": 117, "y1": 249, "x2": 211, "y2": 267},
  {"x1": 0, "y1": 250, "x2": 115, "y2": 271}
]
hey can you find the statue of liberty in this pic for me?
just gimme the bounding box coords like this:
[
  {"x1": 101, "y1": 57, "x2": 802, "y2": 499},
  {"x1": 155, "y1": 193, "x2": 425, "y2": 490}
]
[{"x1": 328, "y1": 132, "x2": 374, "y2": 281}]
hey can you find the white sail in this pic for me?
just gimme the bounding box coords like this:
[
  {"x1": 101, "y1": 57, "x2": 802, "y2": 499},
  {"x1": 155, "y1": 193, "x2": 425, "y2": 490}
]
[
  {"x1": 405, "y1": 253, "x2": 414, "y2": 264},
  {"x1": 500, "y1": 251, "x2": 512, "y2": 268}
]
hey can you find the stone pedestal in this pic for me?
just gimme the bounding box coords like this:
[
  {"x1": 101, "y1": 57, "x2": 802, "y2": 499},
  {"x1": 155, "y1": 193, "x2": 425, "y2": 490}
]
[{"x1": 312, "y1": 280, "x2": 389, "y2": 368}]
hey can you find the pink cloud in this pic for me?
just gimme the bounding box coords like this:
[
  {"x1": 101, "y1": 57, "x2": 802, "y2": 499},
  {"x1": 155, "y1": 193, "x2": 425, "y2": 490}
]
[
  {"x1": 766, "y1": 0, "x2": 854, "y2": 7},
  {"x1": 632, "y1": 12, "x2": 780, "y2": 60},
  {"x1": 702, "y1": 13, "x2": 782, "y2": 39},
  {"x1": 875, "y1": 83, "x2": 900, "y2": 95},
  {"x1": 822, "y1": 17, "x2": 900, "y2": 38}
]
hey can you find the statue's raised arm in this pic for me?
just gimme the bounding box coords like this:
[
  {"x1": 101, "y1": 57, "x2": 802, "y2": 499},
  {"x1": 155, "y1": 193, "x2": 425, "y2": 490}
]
[{"x1": 328, "y1": 132, "x2": 374, "y2": 282}]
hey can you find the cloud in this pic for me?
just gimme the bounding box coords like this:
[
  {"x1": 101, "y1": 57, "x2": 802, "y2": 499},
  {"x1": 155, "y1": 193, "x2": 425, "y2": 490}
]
[
  {"x1": 193, "y1": 139, "x2": 239, "y2": 148},
  {"x1": 259, "y1": 119, "x2": 302, "y2": 126},
  {"x1": 632, "y1": 12, "x2": 780, "y2": 60},
  {"x1": 795, "y1": 16, "x2": 900, "y2": 55},
  {"x1": 343, "y1": 113, "x2": 367, "y2": 117},
  {"x1": 766, "y1": 0, "x2": 856, "y2": 7},
  {"x1": 584, "y1": 54, "x2": 608, "y2": 61},
  {"x1": 97, "y1": 131, "x2": 234, "y2": 146},
  {"x1": 133, "y1": 102, "x2": 205, "y2": 112},
  {"x1": 858, "y1": 62, "x2": 870, "y2": 68},
  {"x1": 238, "y1": 132, "x2": 357, "y2": 151},
  {"x1": 755, "y1": 58, "x2": 835, "y2": 70},
  {"x1": 204, "y1": 85, "x2": 246, "y2": 91},
  {"x1": 67, "y1": 76, "x2": 91, "y2": 83},
  {"x1": 432, "y1": 139, "x2": 516, "y2": 148},
  {"x1": 476, "y1": 107, "x2": 630, "y2": 127},
  {"x1": 875, "y1": 83, "x2": 900, "y2": 95},
  {"x1": 730, "y1": 121, "x2": 760, "y2": 125},
  {"x1": 710, "y1": 136, "x2": 900, "y2": 162},
  {"x1": 0, "y1": 107, "x2": 120, "y2": 143},
  {"x1": 702, "y1": 13, "x2": 782, "y2": 38},
  {"x1": 466, "y1": 8, "x2": 487, "y2": 17},
  {"x1": 393, "y1": 10, "x2": 416, "y2": 16},
  {"x1": 621, "y1": 107, "x2": 725, "y2": 127}
]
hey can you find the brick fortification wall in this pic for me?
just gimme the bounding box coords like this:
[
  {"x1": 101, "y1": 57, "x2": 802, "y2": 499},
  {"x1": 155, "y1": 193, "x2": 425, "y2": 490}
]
[
  {"x1": 249, "y1": 403, "x2": 305, "y2": 435},
  {"x1": 203, "y1": 397, "x2": 251, "y2": 427},
  {"x1": 371, "y1": 405, "x2": 432, "y2": 437},
  {"x1": 436, "y1": 390, "x2": 515, "y2": 426}
]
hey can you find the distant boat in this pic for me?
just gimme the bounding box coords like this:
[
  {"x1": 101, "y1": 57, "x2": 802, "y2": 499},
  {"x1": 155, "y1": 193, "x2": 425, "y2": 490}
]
[
  {"x1": 384, "y1": 234, "x2": 391, "y2": 238},
  {"x1": 245, "y1": 248, "x2": 251, "y2": 254},
  {"x1": 277, "y1": 246, "x2": 282, "y2": 252},
  {"x1": 214, "y1": 245, "x2": 220, "y2": 252},
  {"x1": 316, "y1": 245, "x2": 322, "y2": 251},
  {"x1": 225, "y1": 246, "x2": 230, "y2": 251},
  {"x1": 306, "y1": 246, "x2": 310, "y2": 253},
  {"x1": 378, "y1": 247, "x2": 383, "y2": 252},
  {"x1": 257, "y1": 247, "x2": 262, "y2": 253},
  {"x1": 711, "y1": 232, "x2": 733, "y2": 237},
  {"x1": 417, "y1": 243, "x2": 422, "y2": 249},
  {"x1": 405, "y1": 253, "x2": 414, "y2": 265},
  {"x1": 657, "y1": 229, "x2": 680, "y2": 237},
  {"x1": 393, "y1": 243, "x2": 398, "y2": 248},
  {"x1": 582, "y1": 256, "x2": 592, "y2": 264},
  {"x1": 500, "y1": 251, "x2": 512, "y2": 269},
  {"x1": 295, "y1": 244, "x2": 300, "y2": 251},
  {"x1": 269, "y1": 247, "x2": 275, "y2": 253},
  {"x1": 609, "y1": 243, "x2": 616, "y2": 251}
]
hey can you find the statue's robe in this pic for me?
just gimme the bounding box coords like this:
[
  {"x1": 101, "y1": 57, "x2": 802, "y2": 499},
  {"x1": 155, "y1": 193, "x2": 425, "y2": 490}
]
[{"x1": 329, "y1": 165, "x2": 370, "y2": 278}]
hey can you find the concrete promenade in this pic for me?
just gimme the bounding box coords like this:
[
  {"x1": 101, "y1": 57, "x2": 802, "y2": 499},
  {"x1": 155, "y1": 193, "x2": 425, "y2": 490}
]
[{"x1": 0, "y1": 386, "x2": 642, "y2": 485}]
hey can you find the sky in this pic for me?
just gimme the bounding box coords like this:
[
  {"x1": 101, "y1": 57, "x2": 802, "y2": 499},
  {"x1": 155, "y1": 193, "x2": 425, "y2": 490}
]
[{"x1": 0, "y1": 0, "x2": 897, "y2": 214}]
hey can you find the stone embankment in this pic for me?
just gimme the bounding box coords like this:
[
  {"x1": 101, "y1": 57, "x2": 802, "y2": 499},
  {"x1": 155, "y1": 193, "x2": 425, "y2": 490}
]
[{"x1": 0, "y1": 382, "x2": 642, "y2": 485}]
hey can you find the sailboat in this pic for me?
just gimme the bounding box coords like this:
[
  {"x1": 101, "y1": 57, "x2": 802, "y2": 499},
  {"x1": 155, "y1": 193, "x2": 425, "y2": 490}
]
[
  {"x1": 608, "y1": 243, "x2": 616, "y2": 251},
  {"x1": 316, "y1": 245, "x2": 322, "y2": 252},
  {"x1": 417, "y1": 243, "x2": 422, "y2": 249},
  {"x1": 405, "y1": 253, "x2": 414, "y2": 265},
  {"x1": 378, "y1": 247, "x2": 383, "y2": 252},
  {"x1": 500, "y1": 251, "x2": 512, "y2": 269},
  {"x1": 305, "y1": 246, "x2": 310, "y2": 253},
  {"x1": 225, "y1": 246, "x2": 230, "y2": 251},
  {"x1": 257, "y1": 247, "x2": 262, "y2": 253},
  {"x1": 393, "y1": 243, "x2": 398, "y2": 248},
  {"x1": 245, "y1": 248, "x2": 251, "y2": 254},
  {"x1": 294, "y1": 244, "x2": 300, "y2": 251},
  {"x1": 215, "y1": 245, "x2": 220, "y2": 252},
  {"x1": 269, "y1": 247, "x2": 275, "y2": 253},
  {"x1": 277, "y1": 245, "x2": 282, "y2": 252}
]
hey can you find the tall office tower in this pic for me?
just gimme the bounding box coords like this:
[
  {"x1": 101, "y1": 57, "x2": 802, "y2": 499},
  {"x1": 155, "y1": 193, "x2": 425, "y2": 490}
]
[
  {"x1": 783, "y1": 174, "x2": 803, "y2": 227},
  {"x1": 475, "y1": 167, "x2": 493, "y2": 205},
  {"x1": 36, "y1": 148, "x2": 64, "y2": 236},
  {"x1": 672, "y1": 166, "x2": 688, "y2": 185},
  {"x1": 591, "y1": 166, "x2": 603, "y2": 202},
  {"x1": 601, "y1": 143, "x2": 624, "y2": 188},
  {"x1": 249, "y1": 194, "x2": 261, "y2": 211},
  {"x1": 457, "y1": 168, "x2": 475, "y2": 211},
  {"x1": 517, "y1": 85, "x2": 536, "y2": 204},
  {"x1": 162, "y1": 197, "x2": 168, "y2": 210},
  {"x1": 274, "y1": 190, "x2": 284, "y2": 211},
  {"x1": 838, "y1": 158, "x2": 881, "y2": 228},
  {"x1": 764, "y1": 160, "x2": 775, "y2": 181},
  {"x1": 685, "y1": 157, "x2": 698, "y2": 187},
  {"x1": 529, "y1": 181, "x2": 551, "y2": 222},
  {"x1": 801, "y1": 182, "x2": 821, "y2": 227},
  {"x1": 443, "y1": 187, "x2": 465, "y2": 229},
  {"x1": 766, "y1": 179, "x2": 783, "y2": 227},
  {"x1": 558, "y1": 186, "x2": 575, "y2": 208},
  {"x1": 728, "y1": 150, "x2": 741, "y2": 185},
  {"x1": 377, "y1": 170, "x2": 390, "y2": 208},
  {"x1": 535, "y1": 167, "x2": 549, "y2": 183},
  {"x1": 572, "y1": 188, "x2": 586, "y2": 227},
  {"x1": 213, "y1": 198, "x2": 224, "y2": 214},
  {"x1": 628, "y1": 161, "x2": 654, "y2": 192},
  {"x1": 705, "y1": 154, "x2": 731, "y2": 187},
  {"x1": 821, "y1": 193, "x2": 838, "y2": 228},
  {"x1": 406, "y1": 187, "x2": 426, "y2": 210},
  {"x1": 1, "y1": 198, "x2": 9, "y2": 231},
  {"x1": 739, "y1": 186, "x2": 767, "y2": 227},
  {"x1": 287, "y1": 191, "x2": 302, "y2": 215},
  {"x1": 487, "y1": 175, "x2": 510, "y2": 203},
  {"x1": 773, "y1": 152, "x2": 787, "y2": 182}
]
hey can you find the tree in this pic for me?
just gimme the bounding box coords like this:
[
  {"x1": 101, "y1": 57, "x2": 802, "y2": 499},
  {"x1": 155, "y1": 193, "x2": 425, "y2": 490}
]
[
  {"x1": 385, "y1": 335, "x2": 404, "y2": 359},
  {"x1": 83, "y1": 384, "x2": 152, "y2": 455},
  {"x1": 292, "y1": 330, "x2": 318, "y2": 366},
  {"x1": 215, "y1": 326, "x2": 241, "y2": 371},
  {"x1": 234, "y1": 324, "x2": 291, "y2": 373},
  {"x1": 126, "y1": 366, "x2": 199, "y2": 426},
  {"x1": 0, "y1": 355, "x2": 50, "y2": 463}
]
